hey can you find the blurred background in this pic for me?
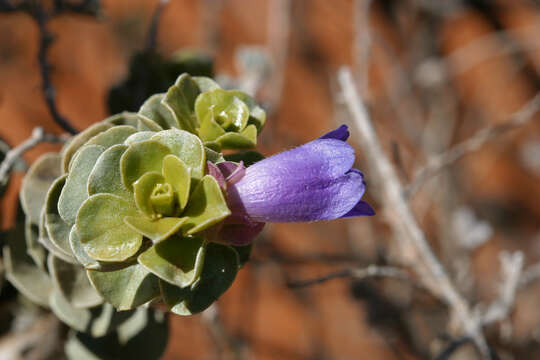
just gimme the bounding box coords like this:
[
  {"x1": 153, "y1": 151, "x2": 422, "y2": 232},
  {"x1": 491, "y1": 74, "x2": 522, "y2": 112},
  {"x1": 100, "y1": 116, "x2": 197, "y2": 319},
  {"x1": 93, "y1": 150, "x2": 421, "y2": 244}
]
[{"x1": 1, "y1": 0, "x2": 540, "y2": 359}]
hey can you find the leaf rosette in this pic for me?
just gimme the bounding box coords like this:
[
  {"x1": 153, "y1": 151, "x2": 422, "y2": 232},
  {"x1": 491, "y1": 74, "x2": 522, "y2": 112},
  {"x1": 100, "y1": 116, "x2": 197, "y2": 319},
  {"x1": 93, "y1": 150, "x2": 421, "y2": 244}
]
[{"x1": 7, "y1": 73, "x2": 263, "y2": 321}]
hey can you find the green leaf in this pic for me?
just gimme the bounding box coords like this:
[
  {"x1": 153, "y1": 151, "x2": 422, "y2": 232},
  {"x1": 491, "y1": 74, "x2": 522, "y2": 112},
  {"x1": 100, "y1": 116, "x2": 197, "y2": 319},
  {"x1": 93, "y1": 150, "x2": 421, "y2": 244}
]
[
  {"x1": 133, "y1": 171, "x2": 165, "y2": 218},
  {"x1": 162, "y1": 155, "x2": 190, "y2": 212},
  {"x1": 3, "y1": 218, "x2": 52, "y2": 307},
  {"x1": 162, "y1": 73, "x2": 201, "y2": 133},
  {"x1": 138, "y1": 235, "x2": 205, "y2": 287},
  {"x1": 120, "y1": 140, "x2": 171, "y2": 191},
  {"x1": 39, "y1": 208, "x2": 77, "y2": 263},
  {"x1": 182, "y1": 175, "x2": 231, "y2": 235},
  {"x1": 59, "y1": 145, "x2": 105, "y2": 225},
  {"x1": 65, "y1": 308, "x2": 167, "y2": 360},
  {"x1": 151, "y1": 129, "x2": 205, "y2": 181},
  {"x1": 77, "y1": 194, "x2": 142, "y2": 262},
  {"x1": 137, "y1": 115, "x2": 163, "y2": 132},
  {"x1": 139, "y1": 93, "x2": 180, "y2": 129},
  {"x1": 195, "y1": 90, "x2": 249, "y2": 132},
  {"x1": 62, "y1": 122, "x2": 112, "y2": 173},
  {"x1": 48, "y1": 255, "x2": 103, "y2": 308},
  {"x1": 124, "y1": 216, "x2": 187, "y2": 243},
  {"x1": 205, "y1": 146, "x2": 225, "y2": 164},
  {"x1": 20, "y1": 153, "x2": 62, "y2": 224},
  {"x1": 46, "y1": 175, "x2": 77, "y2": 257},
  {"x1": 160, "y1": 242, "x2": 238, "y2": 315},
  {"x1": 224, "y1": 150, "x2": 265, "y2": 167},
  {"x1": 50, "y1": 288, "x2": 92, "y2": 332},
  {"x1": 228, "y1": 90, "x2": 266, "y2": 131},
  {"x1": 192, "y1": 76, "x2": 221, "y2": 92},
  {"x1": 216, "y1": 124, "x2": 257, "y2": 149},
  {"x1": 89, "y1": 303, "x2": 134, "y2": 337},
  {"x1": 69, "y1": 225, "x2": 100, "y2": 270},
  {"x1": 232, "y1": 243, "x2": 253, "y2": 268},
  {"x1": 104, "y1": 112, "x2": 140, "y2": 128},
  {"x1": 88, "y1": 145, "x2": 132, "y2": 200},
  {"x1": 85, "y1": 125, "x2": 138, "y2": 149},
  {"x1": 25, "y1": 218, "x2": 47, "y2": 270},
  {"x1": 199, "y1": 114, "x2": 225, "y2": 142},
  {"x1": 123, "y1": 131, "x2": 156, "y2": 145},
  {"x1": 87, "y1": 264, "x2": 160, "y2": 311}
]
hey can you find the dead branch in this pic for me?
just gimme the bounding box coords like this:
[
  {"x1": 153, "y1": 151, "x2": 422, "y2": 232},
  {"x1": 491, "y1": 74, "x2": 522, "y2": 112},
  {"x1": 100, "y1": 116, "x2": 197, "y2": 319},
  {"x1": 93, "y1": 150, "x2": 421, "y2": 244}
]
[{"x1": 337, "y1": 67, "x2": 491, "y2": 358}]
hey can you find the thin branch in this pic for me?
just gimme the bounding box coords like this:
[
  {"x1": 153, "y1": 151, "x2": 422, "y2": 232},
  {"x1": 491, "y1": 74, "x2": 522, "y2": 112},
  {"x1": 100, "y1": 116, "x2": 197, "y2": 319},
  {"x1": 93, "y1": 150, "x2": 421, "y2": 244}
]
[
  {"x1": 0, "y1": 127, "x2": 67, "y2": 187},
  {"x1": 265, "y1": 0, "x2": 291, "y2": 113},
  {"x1": 519, "y1": 262, "x2": 540, "y2": 289},
  {"x1": 435, "y1": 337, "x2": 473, "y2": 360},
  {"x1": 145, "y1": 0, "x2": 169, "y2": 53},
  {"x1": 406, "y1": 93, "x2": 540, "y2": 197},
  {"x1": 482, "y1": 251, "x2": 524, "y2": 325},
  {"x1": 287, "y1": 265, "x2": 409, "y2": 289},
  {"x1": 35, "y1": 7, "x2": 78, "y2": 135},
  {"x1": 353, "y1": 0, "x2": 372, "y2": 98},
  {"x1": 337, "y1": 67, "x2": 491, "y2": 358}
]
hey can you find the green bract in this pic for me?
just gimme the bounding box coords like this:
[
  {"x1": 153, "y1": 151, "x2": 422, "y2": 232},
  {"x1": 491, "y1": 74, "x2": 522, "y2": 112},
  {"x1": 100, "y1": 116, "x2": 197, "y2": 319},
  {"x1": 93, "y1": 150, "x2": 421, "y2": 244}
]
[{"x1": 5, "y1": 73, "x2": 263, "y2": 332}]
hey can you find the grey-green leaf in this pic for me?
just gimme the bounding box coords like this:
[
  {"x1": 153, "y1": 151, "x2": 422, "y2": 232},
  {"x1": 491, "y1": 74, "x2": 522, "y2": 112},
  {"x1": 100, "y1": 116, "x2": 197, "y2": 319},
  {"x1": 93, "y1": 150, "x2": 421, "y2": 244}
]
[
  {"x1": 138, "y1": 236, "x2": 205, "y2": 288},
  {"x1": 20, "y1": 153, "x2": 63, "y2": 224},
  {"x1": 88, "y1": 144, "x2": 132, "y2": 200},
  {"x1": 58, "y1": 145, "x2": 105, "y2": 225},
  {"x1": 87, "y1": 264, "x2": 160, "y2": 311},
  {"x1": 160, "y1": 242, "x2": 238, "y2": 315}
]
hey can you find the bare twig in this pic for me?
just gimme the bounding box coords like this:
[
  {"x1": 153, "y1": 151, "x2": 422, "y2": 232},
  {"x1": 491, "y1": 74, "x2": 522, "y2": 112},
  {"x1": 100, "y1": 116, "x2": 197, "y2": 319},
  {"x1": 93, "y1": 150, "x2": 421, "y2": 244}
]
[
  {"x1": 482, "y1": 251, "x2": 524, "y2": 326},
  {"x1": 353, "y1": 0, "x2": 372, "y2": 98},
  {"x1": 265, "y1": 0, "x2": 291, "y2": 113},
  {"x1": 0, "y1": 127, "x2": 67, "y2": 187},
  {"x1": 287, "y1": 265, "x2": 409, "y2": 289},
  {"x1": 145, "y1": 0, "x2": 170, "y2": 52},
  {"x1": 519, "y1": 262, "x2": 540, "y2": 289},
  {"x1": 35, "y1": 7, "x2": 78, "y2": 135},
  {"x1": 337, "y1": 67, "x2": 491, "y2": 358},
  {"x1": 406, "y1": 93, "x2": 540, "y2": 197}
]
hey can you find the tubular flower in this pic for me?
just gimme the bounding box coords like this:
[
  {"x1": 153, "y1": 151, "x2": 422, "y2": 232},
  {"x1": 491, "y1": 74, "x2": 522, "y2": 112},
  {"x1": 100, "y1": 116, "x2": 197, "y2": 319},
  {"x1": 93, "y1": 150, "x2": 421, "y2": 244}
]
[{"x1": 210, "y1": 125, "x2": 374, "y2": 245}]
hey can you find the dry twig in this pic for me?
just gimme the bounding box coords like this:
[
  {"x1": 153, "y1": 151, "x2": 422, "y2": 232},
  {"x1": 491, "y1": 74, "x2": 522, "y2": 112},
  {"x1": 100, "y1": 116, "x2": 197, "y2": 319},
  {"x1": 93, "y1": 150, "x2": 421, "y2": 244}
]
[
  {"x1": 287, "y1": 265, "x2": 409, "y2": 289},
  {"x1": 0, "y1": 128, "x2": 67, "y2": 187},
  {"x1": 406, "y1": 93, "x2": 540, "y2": 197},
  {"x1": 337, "y1": 67, "x2": 491, "y2": 358},
  {"x1": 482, "y1": 251, "x2": 524, "y2": 326}
]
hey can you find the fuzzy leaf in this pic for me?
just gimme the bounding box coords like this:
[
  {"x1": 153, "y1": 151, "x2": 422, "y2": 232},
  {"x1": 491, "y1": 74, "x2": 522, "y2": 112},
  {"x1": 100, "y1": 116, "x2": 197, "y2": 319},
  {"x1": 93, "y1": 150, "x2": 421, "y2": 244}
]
[
  {"x1": 124, "y1": 216, "x2": 187, "y2": 243},
  {"x1": 46, "y1": 175, "x2": 77, "y2": 257},
  {"x1": 151, "y1": 129, "x2": 205, "y2": 181},
  {"x1": 48, "y1": 255, "x2": 103, "y2": 308},
  {"x1": 162, "y1": 155, "x2": 190, "y2": 212},
  {"x1": 20, "y1": 153, "x2": 62, "y2": 224},
  {"x1": 138, "y1": 235, "x2": 205, "y2": 287},
  {"x1": 120, "y1": 140, "x2": 171, "y2": 191},
  {"x1": 85, "y1": 125, "x2": 138, "y2": 149},
  {"x1": 77, "y1": 194, "x2": 142, "y2": 262},
  {"x1": 182, "y1": 175, "x2": 231, "y2": 235},
  {"x1": 88, "y1": 144, "x2": 131, "y2": 200},
  {"x1": 87, "y1": 264, "x2": 160, "y2": 311},
  {"x1": 160, "y1": 242, "x2": 238, "y2": 315},
  {"x1": 162, "y1": 74, "x2": 200, "y2": 133},
  {"x1": 139, "y1": 93, "x2": 180, "y2": 129},
  {"x1": 62, "y1": 122, "x2": 112, "y2": 173},
  {"x1": 59, "y1": 145, "x2": 105, "y2": 225}
]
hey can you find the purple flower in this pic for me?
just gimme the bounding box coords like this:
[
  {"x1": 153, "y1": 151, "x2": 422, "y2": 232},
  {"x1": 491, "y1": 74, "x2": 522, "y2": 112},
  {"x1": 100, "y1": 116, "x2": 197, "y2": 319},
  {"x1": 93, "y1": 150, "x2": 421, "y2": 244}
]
[{"x1": 209, "y1": 125, "x2": 374, "y2": 245}]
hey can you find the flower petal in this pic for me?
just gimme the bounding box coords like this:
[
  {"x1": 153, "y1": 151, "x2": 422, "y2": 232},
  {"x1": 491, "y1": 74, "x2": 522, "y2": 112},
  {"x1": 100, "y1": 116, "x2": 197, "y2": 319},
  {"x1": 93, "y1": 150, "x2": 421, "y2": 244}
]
[
  {"x1": 341, "y1": 200, "x2": 375, "y2": 217},
  {"x1": 319, "y1": 125, "x2": 350, "y2": 141},
  {"x1": 228, "y1": 167, "x2": 365, "y2": 222}
]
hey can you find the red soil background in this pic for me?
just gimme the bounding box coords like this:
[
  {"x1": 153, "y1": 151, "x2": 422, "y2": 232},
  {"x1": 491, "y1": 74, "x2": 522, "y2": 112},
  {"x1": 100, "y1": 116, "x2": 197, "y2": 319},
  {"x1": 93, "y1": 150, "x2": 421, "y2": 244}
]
[{"x1": 1, "y1": 0, "x2": 540, "y2": 359}]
